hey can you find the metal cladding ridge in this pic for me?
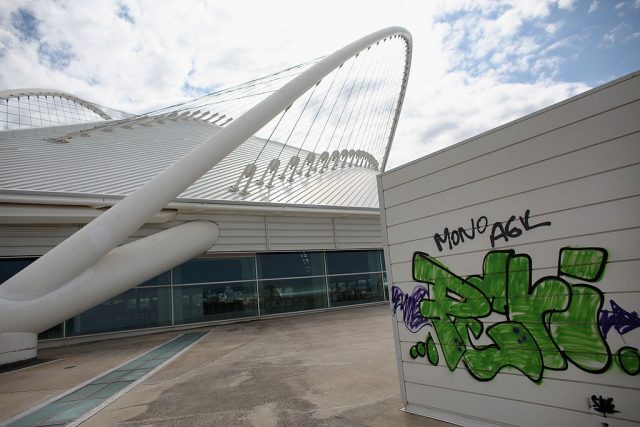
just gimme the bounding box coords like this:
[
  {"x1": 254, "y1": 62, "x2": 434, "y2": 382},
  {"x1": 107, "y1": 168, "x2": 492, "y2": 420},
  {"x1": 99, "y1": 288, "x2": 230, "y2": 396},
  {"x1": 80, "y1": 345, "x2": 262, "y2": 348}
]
[{"x1": 0, "y1": 121, "x2": 380, "y2": 209}]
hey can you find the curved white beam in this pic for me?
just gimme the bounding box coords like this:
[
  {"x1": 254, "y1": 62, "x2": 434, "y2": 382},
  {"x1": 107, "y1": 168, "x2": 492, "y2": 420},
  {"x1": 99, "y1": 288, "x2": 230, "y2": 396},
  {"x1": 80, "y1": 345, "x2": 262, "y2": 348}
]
[
  {"x1": 0, "y1": 220, "x2": 219, "y2": 334},
  {"x1": 0, "y1": 27, "x2": 411, "y2": 302},
  {"x1": 380, "y1": 35, "x2": 412, "y2": 171},
  {"x1": 0, "y1": 88, "x2": 113, "y2": 120}
]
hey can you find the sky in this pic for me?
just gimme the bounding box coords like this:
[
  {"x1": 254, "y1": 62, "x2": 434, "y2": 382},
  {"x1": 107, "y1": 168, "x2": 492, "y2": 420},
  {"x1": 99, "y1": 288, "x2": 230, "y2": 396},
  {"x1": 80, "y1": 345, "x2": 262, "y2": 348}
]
[{"x1": 1, "y1": 0, "x2": 639, "y2": 169}]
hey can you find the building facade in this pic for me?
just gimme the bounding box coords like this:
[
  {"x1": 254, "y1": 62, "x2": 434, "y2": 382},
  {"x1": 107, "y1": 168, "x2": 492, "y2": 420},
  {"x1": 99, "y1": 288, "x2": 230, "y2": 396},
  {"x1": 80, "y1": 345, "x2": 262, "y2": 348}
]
[
  {"x1": 380, "y1": 71, "x2": 640, "y2": 426},
  {"x1": 2, "y1": 249, "x2": 387, "y2": 341},
  {"x1": 0, "y1": 28, "x2": 412, "y2": 358}
]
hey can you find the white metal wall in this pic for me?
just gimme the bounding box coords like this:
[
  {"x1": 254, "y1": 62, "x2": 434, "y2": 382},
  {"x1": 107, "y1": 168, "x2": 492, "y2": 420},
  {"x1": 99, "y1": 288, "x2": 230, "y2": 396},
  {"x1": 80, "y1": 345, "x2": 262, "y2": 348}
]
[
  {"x1": 379, "y1": 71, "x2": 640, "y2": 426},
  {"x1": 0, "y1": 211, "x2": 383, "y2": 256},
  {"x1": 0, "y1": 225, "x2": 82, "y2": 256}
]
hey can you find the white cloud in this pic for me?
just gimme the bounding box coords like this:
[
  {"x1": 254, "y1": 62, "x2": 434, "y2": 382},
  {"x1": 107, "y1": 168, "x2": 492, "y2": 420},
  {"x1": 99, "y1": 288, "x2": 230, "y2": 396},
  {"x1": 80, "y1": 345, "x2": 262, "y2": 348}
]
[
  {"x1": 0, "y1": 0, "x2": 595, "y2": 169},
  {"x1": 544, "y1": 21, "x2": 562, "y2": 34},
  {"x1": 387, "y1": 74, "x2": 588, "y2": 168},
  {"x1": 557, "y1": 0, "x2": 576, "y2": 10},
  {"x1": 589, "y1": 1, "x2": 599, "y2": 13}
]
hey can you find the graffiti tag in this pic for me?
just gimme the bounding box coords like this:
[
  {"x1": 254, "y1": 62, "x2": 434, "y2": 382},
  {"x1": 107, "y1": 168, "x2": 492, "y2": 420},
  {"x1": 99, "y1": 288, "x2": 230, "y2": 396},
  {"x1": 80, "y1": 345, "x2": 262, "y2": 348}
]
[
  {"x1": 433, "y1": 209, "x2": 551, "y2": 252},
  {"x1": 391, "y1": 285, "x2": 430, "y2": 333},
  {"x1": 392, "y1": 247, "x2": 640, "y2": 382},
  {"x1": 591, "y1": 395, "x2": 619, "y2": 417},
  {"x1": 599, "y1": 300, "x2": 640, "y2": 338}
]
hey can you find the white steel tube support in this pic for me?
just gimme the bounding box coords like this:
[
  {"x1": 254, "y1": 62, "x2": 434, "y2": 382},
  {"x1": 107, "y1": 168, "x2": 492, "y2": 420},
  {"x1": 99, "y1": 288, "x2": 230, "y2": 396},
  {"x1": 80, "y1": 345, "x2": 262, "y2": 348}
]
[
  {"x1": 0, "y1": 221, "x2": 219, "y2": 334},
  {"x1": 380, "y1": 36, "x2": 412, "y2": 172},
  {"x1": 0, "y1": 26, "x2": 412, "y2": 303}
]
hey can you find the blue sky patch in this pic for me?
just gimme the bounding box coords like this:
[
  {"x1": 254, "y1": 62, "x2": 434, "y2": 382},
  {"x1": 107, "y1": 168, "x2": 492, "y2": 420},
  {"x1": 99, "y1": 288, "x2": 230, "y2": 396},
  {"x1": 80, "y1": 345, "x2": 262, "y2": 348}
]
[
  {"x1": 182, "y1": 81, "x2": 217, "y2": 97},
  {"x1": 38, "y1": 42, "x2": 75, "y2": 70},
  {"x1": 11, "y1": 8, "x2": 40, "y2": 42},
  {"x1": 435, "y1": 1, "x2": 640, "y2": 86},
  {"x1": 117, "y1": 4, "x2": 135, "y2": 24},
  {"x1": 551, "y1": 1, "x2": 640, "y2": 85}
]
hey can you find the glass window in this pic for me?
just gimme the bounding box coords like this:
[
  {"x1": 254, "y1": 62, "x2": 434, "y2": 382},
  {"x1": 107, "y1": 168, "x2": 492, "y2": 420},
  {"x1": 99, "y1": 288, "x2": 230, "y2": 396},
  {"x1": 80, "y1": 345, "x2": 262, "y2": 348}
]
[
  {"x1": 379, "y1": 250, "x2": 386, "y2": 270},
  {"x1": 172, "y1": 256, "x2": 255, "y2": 284},
  {"x1": 383, "y1": 271, "x2": 389, "y2": 301},
  {"x1": 328, "y1": 273, "x2": 384, "y2": 307},
  {"x1": 65, "y1": 287, "x2": 171, "y2": 336},
  {"x1": 257, "y1": 252, "x2": 325, "y2": 279},
  {"x1": 173, "y1": 281, "x2": 257, "y2": 325},
  {"x1": 259, "y1": 277, "x2": 328, "y2": 315},
  {"x1": 38, "y1": 323, "x2": 63, "y2": 340},
  {"x1": 326, "y1": 250, "x2": 382, "y2": 275},
  {"x1": 138, "y1": 270, "x2": 171, "y2": 287},
  {"x1": 0, "y1": 258, "x2": 36, "y2": 285}
]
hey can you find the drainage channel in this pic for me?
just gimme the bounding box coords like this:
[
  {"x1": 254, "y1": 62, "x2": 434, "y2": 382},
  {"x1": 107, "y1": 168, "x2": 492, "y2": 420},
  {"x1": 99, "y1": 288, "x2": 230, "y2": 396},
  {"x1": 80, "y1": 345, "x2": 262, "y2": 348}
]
[{"x1": 5, "y1": 331, "x2": 209, "y2": 427}]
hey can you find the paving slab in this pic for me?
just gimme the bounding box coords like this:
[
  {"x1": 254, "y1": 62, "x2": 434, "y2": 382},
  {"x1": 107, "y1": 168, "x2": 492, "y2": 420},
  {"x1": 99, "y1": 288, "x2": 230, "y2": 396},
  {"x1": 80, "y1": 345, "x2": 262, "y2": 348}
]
[{"x1": 0, "y1": 305, "x2": 453, "y2": 427}]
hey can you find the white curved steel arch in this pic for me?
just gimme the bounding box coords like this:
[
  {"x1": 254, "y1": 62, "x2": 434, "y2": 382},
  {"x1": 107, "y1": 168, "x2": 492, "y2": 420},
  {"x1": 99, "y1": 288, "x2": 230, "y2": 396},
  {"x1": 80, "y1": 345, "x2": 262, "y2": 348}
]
[
  {"x1": 0, "y1": 88, "x2": 113, "y2": 120},
  {"x1": 0, "y1": 27, "x2": 412, "y2": 334},
  {"x1": 380, "y1": 35, "x2": 412, "y2": 171}
]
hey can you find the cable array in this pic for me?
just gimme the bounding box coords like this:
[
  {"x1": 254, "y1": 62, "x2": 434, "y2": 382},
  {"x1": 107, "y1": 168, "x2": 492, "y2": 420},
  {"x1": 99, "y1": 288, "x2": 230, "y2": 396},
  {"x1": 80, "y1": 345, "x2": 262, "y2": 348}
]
[
  {"x1": 229, "y1": 35, "x2": 409, "y2": 195},
  {"x1": 30, "y1": 36, "x2": 409, "y2": 195}
]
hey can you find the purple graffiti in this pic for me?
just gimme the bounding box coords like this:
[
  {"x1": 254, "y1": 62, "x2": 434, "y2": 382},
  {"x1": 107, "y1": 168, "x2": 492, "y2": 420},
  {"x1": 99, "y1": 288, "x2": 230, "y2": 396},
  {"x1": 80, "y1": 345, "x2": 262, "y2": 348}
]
[
  {"x1": 391, "y1": 285, "x2": 429, "y2": 332},
  {"x1": 599, "y1": 300, "x2": 640, "y2": 338}
]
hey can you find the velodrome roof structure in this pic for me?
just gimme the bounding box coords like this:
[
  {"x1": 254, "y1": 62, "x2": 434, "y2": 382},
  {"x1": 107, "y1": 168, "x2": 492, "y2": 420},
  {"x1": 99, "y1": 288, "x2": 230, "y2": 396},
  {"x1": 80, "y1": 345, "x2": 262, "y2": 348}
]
[
  {"x1": 1, "y1": 32, "x2": 411, "y2": 210},
  {"x1": 0, "y1": 119, "x2": 381, "y2": 209},
  {"x1": 0, "y1": 27, "x2": 412, "y2": 367}
]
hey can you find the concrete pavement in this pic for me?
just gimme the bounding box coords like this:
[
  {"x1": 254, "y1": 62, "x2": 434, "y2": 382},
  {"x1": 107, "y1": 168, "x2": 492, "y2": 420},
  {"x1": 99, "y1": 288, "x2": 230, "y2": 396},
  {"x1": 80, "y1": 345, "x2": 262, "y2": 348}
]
[{"x1": 0, "y1": 305, "x2": 453, "y2": 426}]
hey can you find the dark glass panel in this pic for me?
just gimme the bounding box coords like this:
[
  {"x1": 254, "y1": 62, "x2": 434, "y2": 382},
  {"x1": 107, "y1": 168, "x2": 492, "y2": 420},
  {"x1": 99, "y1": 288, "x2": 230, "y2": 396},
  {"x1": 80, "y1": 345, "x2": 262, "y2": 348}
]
[
  {"x1": 138, "y1": 270, "x2": 171, "y2": 287},
  {"x1": 65, "y1": 287, "x2": 171, "y2": 336},
  {"x1": 172, "y1": 256, "x2": 255, "y2": 284},
  {"x1": 257, "y1": 252, "x2": 325, "y2": 279},
  {"x1": 326, "y1": 250, "x2": 382, "y2": 275},
  {"x1": 38, "y1": 323, "x2": 63, "y2": 340},
  {"x1": 259, "y1": 277, "x2": 328, "y2": 315},
  {"x1": 328, "y1": 273, "x2": 384, "y2": 307},
  {"x1": 0, "y1": 258, "x2": 36, "y2": 285},
  {"x1": 173, "y1": 281, "x2": 258, "y2": 324}
]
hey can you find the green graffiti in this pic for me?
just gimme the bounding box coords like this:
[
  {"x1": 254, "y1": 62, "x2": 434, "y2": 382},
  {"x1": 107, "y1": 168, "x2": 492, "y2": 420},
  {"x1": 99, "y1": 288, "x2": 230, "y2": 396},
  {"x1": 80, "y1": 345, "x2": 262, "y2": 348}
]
[
  {"x1": 426, "y1": 333, "x2": 439, "y2": 365},
  {"x1": 549, "y1": 285, "x2": 611, "y2": 372},
  {"x1": 558, "y1": 247, "x2": 607, "y2": 281},
  {"x1": 411, "y1": 332, "x2": 440, "y2": 365},
  {"x1": 617, "y1": 347, "x2": 640, "y2": 375},
  {"x1": 462, "y1": 322, "x2": 543, "y2": 381},
  {"x1": 408, "y1": 247, "x2": 637, "y2": 382},
  {"x1": 506, "y1": 254, "x2": 569, "y2": 370},
  {"x1": 466, "y1": 251, "x2": 509, "y2": 314}
]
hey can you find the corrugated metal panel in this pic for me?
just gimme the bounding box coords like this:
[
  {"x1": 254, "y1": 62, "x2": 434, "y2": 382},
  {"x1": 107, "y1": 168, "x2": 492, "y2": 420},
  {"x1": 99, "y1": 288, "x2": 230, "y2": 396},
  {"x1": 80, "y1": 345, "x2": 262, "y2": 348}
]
[
  {"x1": 335, "y1": 217, "x2": 383, "y2": 250},
  {"x1": 0, "y1": 118, "x2": 379, "y2": 209},
  {"x1": 0, "y1": 225, "x2": 81, "y2": 256},
  {"x1": 207, "y1": 214, "x2": 267, "y2": 252},
  {"x1": 0, "y1": 210, "x2": 385, "y2": 257},
  {"x1": 379, "y1": 72, "x2": 640, "y2": 426},
  {"x1": 267, "y1": 216, "x2": 335, "y2": 251}
]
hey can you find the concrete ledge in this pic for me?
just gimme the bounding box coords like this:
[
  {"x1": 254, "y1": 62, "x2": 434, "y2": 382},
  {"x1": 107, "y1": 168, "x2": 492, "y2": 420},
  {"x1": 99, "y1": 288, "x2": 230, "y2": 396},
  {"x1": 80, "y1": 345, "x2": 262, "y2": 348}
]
[{"x1": 0, "y1": 332, "x2": 37, "y2": 365}]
